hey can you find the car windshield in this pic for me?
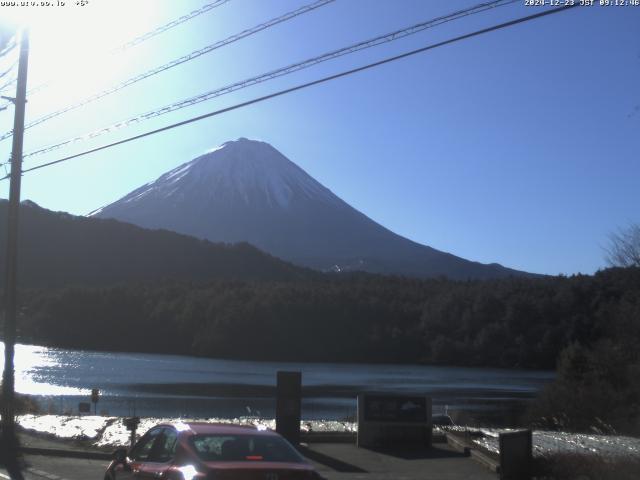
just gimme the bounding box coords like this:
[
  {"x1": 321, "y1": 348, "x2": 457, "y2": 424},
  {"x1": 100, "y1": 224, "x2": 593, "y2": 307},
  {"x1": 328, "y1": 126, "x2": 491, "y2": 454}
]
[{"x1": 189, "y1": 434, "x2": 305, "y2": 463}]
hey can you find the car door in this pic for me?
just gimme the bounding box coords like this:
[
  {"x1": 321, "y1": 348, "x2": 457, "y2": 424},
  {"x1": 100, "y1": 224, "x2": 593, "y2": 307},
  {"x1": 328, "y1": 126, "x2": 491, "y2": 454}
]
[
  {"x1": 113, "y1": 427, "x2": 163, "y2": 479},
  {"x1": 136, "y1": 427, "x2": 179, "y2": 479}
]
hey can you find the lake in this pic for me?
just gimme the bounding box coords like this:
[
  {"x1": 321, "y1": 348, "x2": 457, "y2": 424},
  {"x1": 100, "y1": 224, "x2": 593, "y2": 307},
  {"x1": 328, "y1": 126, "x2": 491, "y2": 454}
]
[{"x1": 3, "y1": 343, "x2": 554, "y2": 421}]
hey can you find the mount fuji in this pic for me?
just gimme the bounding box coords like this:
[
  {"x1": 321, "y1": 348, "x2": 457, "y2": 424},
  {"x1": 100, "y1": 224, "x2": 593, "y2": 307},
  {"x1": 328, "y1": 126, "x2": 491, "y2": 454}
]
[{"x1": 90, "y1": 138, "x2": 527, "y2": 279}]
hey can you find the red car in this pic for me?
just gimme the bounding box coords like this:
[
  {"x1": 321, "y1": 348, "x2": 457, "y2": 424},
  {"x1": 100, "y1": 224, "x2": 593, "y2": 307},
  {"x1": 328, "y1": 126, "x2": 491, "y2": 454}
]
[{"x1": 105, "y1": 422, "x2": 325, "y2": 480}]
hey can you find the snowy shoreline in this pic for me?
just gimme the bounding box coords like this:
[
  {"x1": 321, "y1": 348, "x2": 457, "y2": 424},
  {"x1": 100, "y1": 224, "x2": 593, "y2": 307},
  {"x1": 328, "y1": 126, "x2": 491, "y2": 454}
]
[
  {"x1": 17, "y1": 414, "x2": 356, "y2": 449},
  {"x1": 445, "y1": 426, "x2": 640, "y2": 460},
  {"x1": 16, "y1": 414, "x2": 640, "y2": 459}
]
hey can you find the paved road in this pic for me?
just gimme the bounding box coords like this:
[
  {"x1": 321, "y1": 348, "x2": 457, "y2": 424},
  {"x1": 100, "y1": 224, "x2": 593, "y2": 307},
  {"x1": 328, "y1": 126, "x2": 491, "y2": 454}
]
[
  {"x1": 1, "y1": 442, "x2": 496, "y2": 480},
  {"x1": 1, "y1": 455, "x2": 109, "y2": 480},
  {"x1": 302, "y1": 443, "x2": 496, "y2": 480}
]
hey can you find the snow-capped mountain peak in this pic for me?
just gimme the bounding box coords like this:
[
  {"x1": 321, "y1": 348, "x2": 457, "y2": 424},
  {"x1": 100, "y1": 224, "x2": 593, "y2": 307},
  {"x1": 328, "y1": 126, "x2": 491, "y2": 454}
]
[
  {"x1": 92, "y1": 138, "x2": 336, "y2": 213},
  {"x1": 90, "y1": 138, "x2": 527, "y2": 279}
]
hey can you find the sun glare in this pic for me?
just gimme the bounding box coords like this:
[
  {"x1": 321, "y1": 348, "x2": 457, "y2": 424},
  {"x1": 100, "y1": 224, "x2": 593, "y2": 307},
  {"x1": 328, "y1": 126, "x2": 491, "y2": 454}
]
[
  {"x1": 3, "y1": 0, "x2": 164, "y2": 111},
  {"x1": 0, "y1": 343, "x2": 89, "y2": 396}
]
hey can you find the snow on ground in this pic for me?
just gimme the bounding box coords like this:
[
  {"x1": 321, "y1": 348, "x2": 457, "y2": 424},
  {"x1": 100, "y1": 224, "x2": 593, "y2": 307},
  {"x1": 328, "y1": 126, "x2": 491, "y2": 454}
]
[
  {"x1": 17, "y1": 415, "x2": 356, "y2": 448},
  {"x1": 17, "y1": 415, "x2": 639, "y2": 459},
  {"x1": 443, "y1": 426, "x2": 640, "y2": 460},
  {"x1": 18, "y1": 414, "x2": 111, "y2": 441}
]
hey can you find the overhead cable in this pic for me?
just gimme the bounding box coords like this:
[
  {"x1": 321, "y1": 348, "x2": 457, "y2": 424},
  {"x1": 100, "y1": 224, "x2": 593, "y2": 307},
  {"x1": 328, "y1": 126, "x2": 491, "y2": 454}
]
[
  {"x1": 0, "y1": 61, "x2": 18, "y2": 83},
  {"x1": 0, "y1": 76, "x2": 17, "y2": 94},
  {"x1": 0, "y1": 37, "x2": 16, "y2": 58},
  {"x1": 0, "y1": 2, "x2": 578, "y2": 181},
  {"x1": 0, "y1": 0, "x2": 232, "y2": 112},
  {"x1": 22, "y1": 0, "x2": 518, "y2": 158},
  {"x1": 113, "y1": 0, "x2": 232, "y2": 52},
  {"x1": 0, "y1": 0, "x2": 335, "y2": 141}
]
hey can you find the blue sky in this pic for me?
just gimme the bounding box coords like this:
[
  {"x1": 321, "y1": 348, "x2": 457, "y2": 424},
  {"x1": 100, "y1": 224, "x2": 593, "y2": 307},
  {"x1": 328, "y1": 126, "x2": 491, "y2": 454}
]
[{"x1": 0, "y1": 0, "x2": 638, "y2": 276}]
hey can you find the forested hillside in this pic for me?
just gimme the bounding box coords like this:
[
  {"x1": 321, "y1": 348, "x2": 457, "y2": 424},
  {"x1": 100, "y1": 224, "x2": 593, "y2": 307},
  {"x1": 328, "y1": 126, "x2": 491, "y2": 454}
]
[
  {"x1": 0, "y1": 200, "x2": 311, "y2": 286},
  {"x1": 16, "y1": 267, "x2": 640, "y2": 370}
]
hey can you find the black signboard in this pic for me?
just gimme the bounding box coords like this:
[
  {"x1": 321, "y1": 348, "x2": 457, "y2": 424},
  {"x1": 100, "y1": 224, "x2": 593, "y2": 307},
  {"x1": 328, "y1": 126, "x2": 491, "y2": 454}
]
[
  {"x1": 276, "y1": 371, "x2": 302, "y2": 445},
  {"x1": 500, "y1": 430, "x2": 532, "y2": 480},
  {"x1": 363, "y1": 395, "x2": 427, "y2": 423}
]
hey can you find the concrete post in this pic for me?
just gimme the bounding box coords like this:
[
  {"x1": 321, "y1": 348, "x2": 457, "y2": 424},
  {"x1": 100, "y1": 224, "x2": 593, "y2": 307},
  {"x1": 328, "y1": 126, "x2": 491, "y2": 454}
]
[{"x1": 275, "y1": 371, "x2": 302, "y2": 446}]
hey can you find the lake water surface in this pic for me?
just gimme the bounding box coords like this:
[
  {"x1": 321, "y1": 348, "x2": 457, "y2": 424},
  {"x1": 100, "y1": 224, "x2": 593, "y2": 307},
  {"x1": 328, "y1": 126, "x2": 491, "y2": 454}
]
[{"x1": 3, "y1": 343, "x2": 554, "y2": 420}]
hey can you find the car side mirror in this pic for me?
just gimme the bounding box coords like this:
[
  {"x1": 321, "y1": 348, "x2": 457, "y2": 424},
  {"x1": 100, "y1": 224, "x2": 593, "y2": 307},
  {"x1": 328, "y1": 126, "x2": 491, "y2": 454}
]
[{"x1": 113, "y1": 447, "x2": 128, "y2": 464}]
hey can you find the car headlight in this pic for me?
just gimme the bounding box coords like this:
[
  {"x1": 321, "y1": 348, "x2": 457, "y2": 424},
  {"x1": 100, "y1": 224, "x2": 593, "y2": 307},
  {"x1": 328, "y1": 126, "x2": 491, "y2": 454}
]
[{"x1": 176, "y1": 465, "x2": 203, "y2": 480}]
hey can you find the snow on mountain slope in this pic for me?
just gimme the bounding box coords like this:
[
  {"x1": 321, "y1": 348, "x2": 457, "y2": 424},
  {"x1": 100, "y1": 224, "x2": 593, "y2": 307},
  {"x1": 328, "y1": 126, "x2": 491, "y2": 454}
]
[{"x1": 90, "y1": 138, "x2": 528, "y2": 279}]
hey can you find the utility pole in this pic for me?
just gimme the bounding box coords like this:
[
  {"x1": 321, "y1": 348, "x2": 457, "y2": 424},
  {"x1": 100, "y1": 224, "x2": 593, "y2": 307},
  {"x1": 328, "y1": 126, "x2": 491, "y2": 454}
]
[{"x1": 1, "y1": 28, "x2": 29, "y2": 480}]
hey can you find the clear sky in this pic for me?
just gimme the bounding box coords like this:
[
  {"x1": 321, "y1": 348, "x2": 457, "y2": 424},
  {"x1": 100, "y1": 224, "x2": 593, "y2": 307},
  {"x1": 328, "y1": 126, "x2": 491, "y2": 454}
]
[{"x1": 0, "y1": 0, "x2": 638, "y2": 276}]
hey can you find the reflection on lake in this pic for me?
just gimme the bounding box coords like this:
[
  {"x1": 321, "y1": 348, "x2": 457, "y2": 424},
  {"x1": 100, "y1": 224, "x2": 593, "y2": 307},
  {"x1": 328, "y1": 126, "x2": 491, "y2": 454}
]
[{"x1": 2, "y1": 343, "x2": 554, "y2": 420}]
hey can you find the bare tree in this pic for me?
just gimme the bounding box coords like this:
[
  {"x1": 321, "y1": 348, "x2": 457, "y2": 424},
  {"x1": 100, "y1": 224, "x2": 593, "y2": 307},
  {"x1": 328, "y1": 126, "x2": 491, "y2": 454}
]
[{"x1": 605, "y1": 224, "x2": 640, "y2": 268}]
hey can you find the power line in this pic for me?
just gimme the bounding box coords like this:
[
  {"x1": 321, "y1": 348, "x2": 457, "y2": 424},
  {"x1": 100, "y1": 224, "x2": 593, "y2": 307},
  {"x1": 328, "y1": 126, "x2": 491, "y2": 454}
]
[
  {"x1": 0, "y1": 3, "x2": 578, "y2": 182},
  {"x1": 113, "y1": 0, "x2": 232, "y2": 52},
  {"x1": 0, "y1": 0, "x2": 232, "y2": 112},
  {"x1": 0, "y1": 60, "x2": 18, "y2": 81},
  {"x1": 0, "y1": 0, "x2": 335, "y2": 141},
  {"x1": 0, "y1": 52, "x2": 18, "y2": 109},
  {"x1": 0, "y1": 37, "x2": 16, "y2": 58},
  {"x1": 0, "y1": 76, "x2": 17, "y2": 94},
  {"x1": 22, "y1": 0, "x2": 518, "y2": 159}
]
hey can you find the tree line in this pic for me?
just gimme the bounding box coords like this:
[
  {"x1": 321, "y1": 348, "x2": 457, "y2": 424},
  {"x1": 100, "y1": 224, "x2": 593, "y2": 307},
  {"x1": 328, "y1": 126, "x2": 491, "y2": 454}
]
[
  {"x1": 14, "y1": 267, "x2": 639, "y2": 370},
  {"x1": 4, "y1": 265, "x2": 638, "y2": 432}
]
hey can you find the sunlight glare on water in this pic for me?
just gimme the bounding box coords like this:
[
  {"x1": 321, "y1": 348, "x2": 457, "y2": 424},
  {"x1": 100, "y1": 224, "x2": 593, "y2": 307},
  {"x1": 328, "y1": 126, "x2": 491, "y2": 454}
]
[
  {"x1": 0, "y1": 342, "x2": 554, "y2": 418},
  {"x1": 0, "y1": 342, "x2": 89, "y2": 396}
]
